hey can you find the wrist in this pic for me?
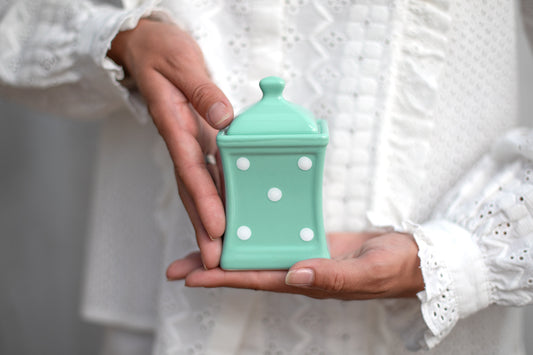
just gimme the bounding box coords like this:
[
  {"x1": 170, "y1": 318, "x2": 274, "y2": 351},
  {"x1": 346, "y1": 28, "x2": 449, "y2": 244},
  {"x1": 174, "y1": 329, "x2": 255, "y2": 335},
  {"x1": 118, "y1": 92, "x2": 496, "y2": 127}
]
[{"x1": 107, "y1": 18, "x2": 150, "y2": 74}]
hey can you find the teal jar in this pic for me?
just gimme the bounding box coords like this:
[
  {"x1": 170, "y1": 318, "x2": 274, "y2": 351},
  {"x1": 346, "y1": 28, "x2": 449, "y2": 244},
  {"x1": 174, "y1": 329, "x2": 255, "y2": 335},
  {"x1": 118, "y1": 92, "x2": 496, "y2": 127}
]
[{"x1": 217, "y1": 76, "x2": 330, "y2": 270}]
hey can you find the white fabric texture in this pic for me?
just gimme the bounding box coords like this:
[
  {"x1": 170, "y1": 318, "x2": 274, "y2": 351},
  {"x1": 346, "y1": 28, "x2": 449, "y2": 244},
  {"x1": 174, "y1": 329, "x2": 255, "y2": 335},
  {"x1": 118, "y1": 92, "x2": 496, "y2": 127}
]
[
  {"x1": 409, "y1": 129, "x2": 533, "y2": 347},
  {"x1": 100, "y1": 326, "x2": 155, "y2": 355},
  {"x1": 0, "y1": 0, "x2": 532, "y2": 354}
]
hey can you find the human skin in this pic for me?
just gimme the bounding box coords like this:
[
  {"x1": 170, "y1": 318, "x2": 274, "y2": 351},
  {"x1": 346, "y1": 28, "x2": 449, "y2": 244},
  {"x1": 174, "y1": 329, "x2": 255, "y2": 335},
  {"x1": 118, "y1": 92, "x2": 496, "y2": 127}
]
[
  {"x1": 108, "y1": 19, "x2": 230, "y2": 269},
  {"x1": 167, "y1": 232, "x2": 424, "y2": 299},
  {"x1": 108, "y1": 19, "x2": 425, "y2": 298}
]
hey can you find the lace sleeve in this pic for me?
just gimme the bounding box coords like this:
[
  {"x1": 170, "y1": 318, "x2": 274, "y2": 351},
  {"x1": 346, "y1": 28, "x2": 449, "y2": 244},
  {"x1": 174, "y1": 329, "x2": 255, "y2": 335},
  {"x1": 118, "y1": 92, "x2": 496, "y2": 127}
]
[
  {"x1": 406, "y1": 128, "x2": 533, "y2": 348},
  {"x1": 0, "y1": 0, "x2": 168, "y2": 122}
]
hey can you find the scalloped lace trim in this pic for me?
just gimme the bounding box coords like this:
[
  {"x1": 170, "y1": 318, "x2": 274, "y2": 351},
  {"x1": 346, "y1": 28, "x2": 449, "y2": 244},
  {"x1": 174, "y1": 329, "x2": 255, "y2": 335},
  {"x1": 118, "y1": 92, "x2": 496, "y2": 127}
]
[
  {"x1": 370, "y1": 0, "x2": 452, "y2": 224},
  {"x1": 408, "y1": 223, "x2": 459, "y2": 349}
]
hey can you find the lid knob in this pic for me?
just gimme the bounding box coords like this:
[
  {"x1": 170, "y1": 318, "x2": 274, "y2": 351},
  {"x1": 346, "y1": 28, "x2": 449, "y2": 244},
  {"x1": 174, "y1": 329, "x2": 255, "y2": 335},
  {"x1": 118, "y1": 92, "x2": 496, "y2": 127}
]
[
  {"x1": 221, "y1": 76, "x2": 321, "y2": 135},
  {"x1": 259, "y1": 76, "x2": 285, "y2": 99}
]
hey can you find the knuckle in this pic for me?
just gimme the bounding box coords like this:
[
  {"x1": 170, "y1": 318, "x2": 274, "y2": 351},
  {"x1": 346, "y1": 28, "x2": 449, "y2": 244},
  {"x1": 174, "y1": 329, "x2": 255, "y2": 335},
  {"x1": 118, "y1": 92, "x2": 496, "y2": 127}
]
[
  {"x1": 162, "y1": 39, "x2": 204, "y2": 74},
  {"x1": 162, "y1": 54, "x2": 185, "y2": 75},
  {"x1": 325, "y1": 271, "x2": 346, "y2": 293},
  {"x1": 190, "y1": 81, "x2": 216, "y2": 110}
]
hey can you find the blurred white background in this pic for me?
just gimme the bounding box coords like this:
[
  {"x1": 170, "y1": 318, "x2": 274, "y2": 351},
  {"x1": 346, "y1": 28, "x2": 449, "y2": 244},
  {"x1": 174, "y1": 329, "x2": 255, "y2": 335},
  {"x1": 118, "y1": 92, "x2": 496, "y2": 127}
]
[{"x1": 1, "y1": 9, "x2": 533, "y2": 355}]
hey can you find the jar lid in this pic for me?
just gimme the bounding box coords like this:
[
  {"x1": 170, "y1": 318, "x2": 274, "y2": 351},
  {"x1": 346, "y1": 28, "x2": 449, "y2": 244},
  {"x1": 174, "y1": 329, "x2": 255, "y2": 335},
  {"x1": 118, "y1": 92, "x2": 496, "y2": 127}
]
[{"x1": 225, "y1": 76, "x2": 319, "y2": 135}]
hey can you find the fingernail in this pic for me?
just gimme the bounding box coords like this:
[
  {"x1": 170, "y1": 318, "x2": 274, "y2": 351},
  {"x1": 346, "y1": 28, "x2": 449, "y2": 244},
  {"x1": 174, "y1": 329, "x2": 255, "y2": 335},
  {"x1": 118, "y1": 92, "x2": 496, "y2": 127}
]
[
  {"x1": 207, "y1": 102, "x2": 232, "y2": 127},
  {"x1": 202, "y1": 262, "x2": 208, "y2": 271},
  {"x1": 208, "y1": 234, "x2": 214, "y2": 241},
  {"x1": 285, "y1": 268, "x2": 314, "y2": 286}
]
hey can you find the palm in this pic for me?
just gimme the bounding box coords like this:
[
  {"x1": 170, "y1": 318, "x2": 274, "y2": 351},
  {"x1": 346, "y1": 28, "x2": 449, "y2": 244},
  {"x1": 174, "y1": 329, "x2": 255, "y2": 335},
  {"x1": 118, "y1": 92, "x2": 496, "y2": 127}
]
[{"x1": 166, "y1": 232, "x2": 424, "y2": 300}]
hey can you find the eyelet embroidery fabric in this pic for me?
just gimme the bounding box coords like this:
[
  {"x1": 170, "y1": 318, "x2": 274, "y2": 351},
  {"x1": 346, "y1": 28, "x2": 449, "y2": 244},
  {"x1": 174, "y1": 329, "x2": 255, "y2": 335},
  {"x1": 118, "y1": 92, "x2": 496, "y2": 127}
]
[
  {"x1": 369, "y1": 0, "x2": 452, "y2": 226},
  {"x1": 147, "y1": 0, "x2": 529, "y2": 352},
  {"x1": 156, "y1": 1, "x2": 404, "y2": 353},
  {"x1": 0, "y1": 0, "x2": 168, "y2": 122},
  {"x1": 409, "y1": 129, "x2": 533, "y2": 348},
  {"x1": 0, "y1": 0, "x2": 531, "y2": 353}
]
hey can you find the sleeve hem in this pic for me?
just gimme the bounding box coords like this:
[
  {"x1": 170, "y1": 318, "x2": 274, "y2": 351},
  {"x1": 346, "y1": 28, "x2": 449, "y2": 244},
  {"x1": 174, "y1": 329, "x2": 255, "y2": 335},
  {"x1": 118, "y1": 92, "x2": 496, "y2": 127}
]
[
  {"x1": 404, "y1": 219, "x2": 492, "y2": 347},
  {"x1": 76, "y1": 1, "x2": 171, "y2": 124}
]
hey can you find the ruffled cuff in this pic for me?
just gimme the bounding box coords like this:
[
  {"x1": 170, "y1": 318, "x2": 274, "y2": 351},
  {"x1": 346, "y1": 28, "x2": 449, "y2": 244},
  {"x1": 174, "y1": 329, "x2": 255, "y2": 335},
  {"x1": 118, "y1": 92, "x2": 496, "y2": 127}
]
[
  {"x1": 76, "y1": 1, "x2": 171, "y2": 123},
  {"x1": 405, "y1": 219, "x2": 492, "y2": 348}
]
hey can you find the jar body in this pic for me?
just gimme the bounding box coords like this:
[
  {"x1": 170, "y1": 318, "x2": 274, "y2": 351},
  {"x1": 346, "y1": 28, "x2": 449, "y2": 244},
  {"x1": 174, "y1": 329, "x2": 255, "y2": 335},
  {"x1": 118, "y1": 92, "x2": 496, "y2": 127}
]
[{"x1": 217, "y1": 123, "x2": 329, "y2": 270}]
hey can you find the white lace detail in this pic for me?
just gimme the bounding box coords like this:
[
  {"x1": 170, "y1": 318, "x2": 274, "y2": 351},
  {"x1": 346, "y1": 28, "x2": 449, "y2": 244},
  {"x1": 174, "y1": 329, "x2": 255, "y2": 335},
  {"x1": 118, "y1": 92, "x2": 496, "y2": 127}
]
[
  {"x1": 0, "y1": 0, "x2": 528, "y2": 353},
  {"x1": 445, "y1": 157, "x2": 533, "y2": 307},
  {"x1": 316, "y1": 0, "x2": 397, "y2": 231},
  {"x1": 155, "y1": 287, "x2": 223, "y2": 355},
  {"x1": 409, "y1": 129, "x2": 533, "y2": 348},
  {"x1": 0, "y1": 0, "x2": 166, "y2": 121},
  {"x1": 370, "y1": 0, "x2": 452, "y2": 225},
  {"x1": 260, "y1": 295, "x2": 328, "y2": 354},
  {"x1": 152, "y1": 136, "x2": 226, "y2": 355},
  {"x1": 408, "y1": 223, "x2": 463, "y2": 349},
  {"x1": 132, "y1": 0, "x2": 526, "y2": 353}
]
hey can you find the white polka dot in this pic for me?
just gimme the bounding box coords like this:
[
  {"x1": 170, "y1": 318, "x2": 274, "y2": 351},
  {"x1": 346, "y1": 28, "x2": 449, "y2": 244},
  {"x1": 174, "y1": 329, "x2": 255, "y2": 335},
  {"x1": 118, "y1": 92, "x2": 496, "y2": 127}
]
[
  {"x1": 300, "y1": 228, "x2": 314, "y2": 242},
  {"x1": 298, "y1": 156, "x2": 313, "y2": 171},
  {"x1": 237, "y1": 226, "x2": 252, "y2": 240},
  {"x1": 267, "y1": 187, "x2": 282, "y2": 202},
  {"x1": 236, "y1": 157, "x2": 250, "y2": 171}
]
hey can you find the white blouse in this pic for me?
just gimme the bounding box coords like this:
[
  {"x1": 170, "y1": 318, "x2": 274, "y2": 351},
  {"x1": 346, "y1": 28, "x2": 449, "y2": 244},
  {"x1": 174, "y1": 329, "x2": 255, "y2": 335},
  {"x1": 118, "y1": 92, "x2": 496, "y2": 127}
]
[{"x1": 1, "y1": 0, "x2": 532, "y2": 353}]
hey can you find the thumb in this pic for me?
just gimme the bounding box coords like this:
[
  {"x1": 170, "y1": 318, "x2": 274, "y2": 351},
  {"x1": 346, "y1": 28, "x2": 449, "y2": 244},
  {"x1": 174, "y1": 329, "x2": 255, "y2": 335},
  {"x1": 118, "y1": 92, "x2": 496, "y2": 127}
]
[
  {"x1": 184, "y1": 72, "x2": 234, "y2": 129},
  {"x1": 285, "y1": 259, "x2": 362, "y2": 293},
  {"x1": 166, "y1": 66, "x2": 234, "y2": 129},
  {"x1": 157, "y1": 24, "x2": 234, "y2": 129}
]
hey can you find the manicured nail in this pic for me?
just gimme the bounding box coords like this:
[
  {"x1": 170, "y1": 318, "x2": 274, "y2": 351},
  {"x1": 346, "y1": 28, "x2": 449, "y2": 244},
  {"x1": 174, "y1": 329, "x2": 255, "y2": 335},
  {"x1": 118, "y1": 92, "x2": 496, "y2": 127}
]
[
  {"x1": 207, "y1": 102, "x2": 232, "y2": 127},
  {"x1": 285, "y1": 268, "x2": 314, "y2": 286}
]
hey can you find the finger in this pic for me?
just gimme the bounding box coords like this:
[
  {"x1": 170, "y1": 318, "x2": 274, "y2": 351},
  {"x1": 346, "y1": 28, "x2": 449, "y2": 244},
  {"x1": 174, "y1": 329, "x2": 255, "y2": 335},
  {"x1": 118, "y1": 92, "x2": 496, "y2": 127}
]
[
  {"x1": 177, "y1": 179, "x2": 222, "y2": 269},
  {"x1": 157, "y1": 35, "x2": 234, "y2": 129},
  {"x1": 174, "y1": 139, "x2": 226, "y2": 240},
  {"x1": 185, "y1": 76, "x2": 234, "y2": 129},
  {"x1": 216, "y1": 150, "x2": 225, "y2": 204},
  {"x1": 166, "y1": 252, "x2": 204, "y2": 280},
  {"x1": 285, "y1": 258, "x2": 386, "y2": 298},
  {"x1": 184, "y1": 268, "x2": 337, "y2": 299},
  {"x1": 185, "y1": 268, "x2": 290, "y2": 291},
  {"x1": 140, "y1": 69, "x2": 226, "y2": 239},
  {"x1": 205, "y1": 153, "x2": 222, "y2": 196}
]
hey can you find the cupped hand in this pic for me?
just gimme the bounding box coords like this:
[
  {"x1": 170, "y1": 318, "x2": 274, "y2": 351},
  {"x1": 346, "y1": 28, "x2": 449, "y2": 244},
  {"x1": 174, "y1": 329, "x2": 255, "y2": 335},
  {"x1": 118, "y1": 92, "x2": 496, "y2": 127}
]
[
  {"x1": 108, "y1": 19, "x2": 231, "y2": 269},
  {"x1": 166, "y1": 232, "x2": 425, "y2": 300}
]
